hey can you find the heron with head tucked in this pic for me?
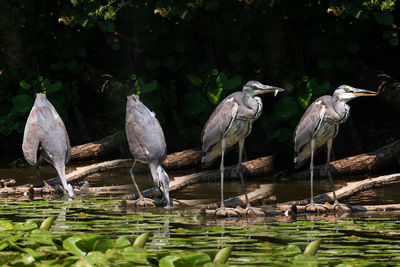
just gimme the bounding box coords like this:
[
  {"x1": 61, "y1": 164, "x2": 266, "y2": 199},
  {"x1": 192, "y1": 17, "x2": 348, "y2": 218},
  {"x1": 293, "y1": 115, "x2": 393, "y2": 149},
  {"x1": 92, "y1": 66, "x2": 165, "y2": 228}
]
[
  {"x1": 202, "y1": 80, "x2": 284, "y2": 216},
  {"x1": 22, "y1": 93, "x2": 75, "y2": 197},
  {"x1": 294, "y1": 85, "x2": 377, "y2": 212},
  {"x1": 125, "y1": 94, "x2": 171, "y2": 208}
]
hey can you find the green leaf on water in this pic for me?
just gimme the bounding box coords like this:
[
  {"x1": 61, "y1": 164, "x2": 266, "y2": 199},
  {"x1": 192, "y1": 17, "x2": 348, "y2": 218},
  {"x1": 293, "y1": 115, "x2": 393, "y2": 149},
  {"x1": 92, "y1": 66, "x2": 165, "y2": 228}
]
[
  {"x1": 63, "y1": 237, "x2": 86, "y2": 257},
  {"x1": 159, "y1": 253, "x2": 212, "y2": 267},
  {"x1": 0, "y1": 221, "x2": 13, "y2": 231},
  {"x1": 303, "y1": 239, "x2": 322, "y2": 256},
  {"x1": 133, "y1": 233, "x2": 150, "y2": 248},
  {"x1": 0, "y1": 234, "x2": 23, "y2": 251},
  {"x1": 115, "y1": 237, "x2": 131, "y2": 248},
  {"x1": 85, "y1": 251, "x2": 107, "y2": 265},
  {"x1": 213, "y1": 246, "x2": 233, "y2": 264},
  {"x1": 39, "y1": 216, "x2": 56, "y2": 230}
]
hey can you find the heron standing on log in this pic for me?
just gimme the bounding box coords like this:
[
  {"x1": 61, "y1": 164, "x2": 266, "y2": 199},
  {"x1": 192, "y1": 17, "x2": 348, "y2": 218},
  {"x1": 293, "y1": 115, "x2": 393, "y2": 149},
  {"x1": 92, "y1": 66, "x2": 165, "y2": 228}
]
[
  {"x1": 202, "y1": 80, "x2": 284, "y2": 216},
  {"x1": 125, "y1": 94, "x2": 171, "y2": 208},
  {"x1": 22, "y1": 93, "x2": 75, "y2": 197},
  {"x1": 294, "y1": 85, "x2": 377, "y2": 212}
]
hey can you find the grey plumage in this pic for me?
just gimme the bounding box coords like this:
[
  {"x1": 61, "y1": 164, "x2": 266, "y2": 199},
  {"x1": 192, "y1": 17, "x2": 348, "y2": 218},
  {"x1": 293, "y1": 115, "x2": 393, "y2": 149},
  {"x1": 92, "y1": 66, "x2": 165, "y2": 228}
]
[
  {"x1": 125, "y1": 94, "x2": 171, "y2": 207},
  {"x1": 202, "y1": 80, "x2": 284, "y2": 215},
  {"x1": 293, "y1": 85, "x2": 377, "y2": 211},
  {"x1": 22, "y1": 93, "x2": 75, "y2": 197}
]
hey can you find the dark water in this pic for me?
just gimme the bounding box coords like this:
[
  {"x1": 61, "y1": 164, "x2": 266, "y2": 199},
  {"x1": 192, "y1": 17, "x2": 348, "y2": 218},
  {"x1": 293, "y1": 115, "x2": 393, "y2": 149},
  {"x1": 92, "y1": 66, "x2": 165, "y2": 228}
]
[
  {"x1": 3, "y1": 164, "x2": 400, "y2": 206},
  {"x1": 1, "y1": 165, "x2": 400, "y2": 265}
]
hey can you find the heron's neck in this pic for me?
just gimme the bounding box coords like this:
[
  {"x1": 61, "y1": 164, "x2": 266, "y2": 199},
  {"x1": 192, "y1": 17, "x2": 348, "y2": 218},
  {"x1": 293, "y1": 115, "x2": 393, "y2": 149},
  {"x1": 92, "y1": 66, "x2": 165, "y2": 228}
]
[
  {"x1": 332, "y1": 96, "x2": 350, "y2": 121},
  {"x1": 149, "y1": 163, "x2": 160, "y2": 185}
]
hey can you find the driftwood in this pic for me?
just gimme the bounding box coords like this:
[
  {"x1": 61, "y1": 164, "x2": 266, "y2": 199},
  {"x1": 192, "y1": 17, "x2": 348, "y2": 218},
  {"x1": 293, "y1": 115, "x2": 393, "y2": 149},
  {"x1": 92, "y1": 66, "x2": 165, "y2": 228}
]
[
  {"x1": 275, "y1": 173, "x2": 400, "y2": 213},
  {"x1": 70, "y1": 131, "x2": 126, "y2": 161},
  {"x1": 288, "y1": 140, "x2": 400, "y2": 180},
  {"x1": 70, "y1": 131, "x2": 202, "y2": 170},
  {"x1": 123, "y1": 155, "x2": 275, "y2": 200},
  {"x1": 0, "y1": 155, "x2": 274, "y2": 197}
]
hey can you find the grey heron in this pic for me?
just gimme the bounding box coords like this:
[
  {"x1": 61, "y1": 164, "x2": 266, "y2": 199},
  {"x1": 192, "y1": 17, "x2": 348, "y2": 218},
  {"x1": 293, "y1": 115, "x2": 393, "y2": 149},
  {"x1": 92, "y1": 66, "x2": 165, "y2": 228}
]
[
  {"x1": 125, "y1": 94, "x2": 171, "y2": 208},
  {"x1": 294, "y1": 85, "x2": 377, "y2": 212},
  {"x1": 202, "y1": 80, "x2": 284, "y2": 216},
  {"x1": 22, "y1": 93, "x2": 75, "y2": 197}
]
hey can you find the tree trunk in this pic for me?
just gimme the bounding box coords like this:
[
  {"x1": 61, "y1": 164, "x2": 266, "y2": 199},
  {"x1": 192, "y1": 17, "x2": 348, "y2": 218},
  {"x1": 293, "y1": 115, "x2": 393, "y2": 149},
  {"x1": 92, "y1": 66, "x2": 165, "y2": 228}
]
[{"x1": 288, "y1": 140, "x2": 400, "y2": 180}]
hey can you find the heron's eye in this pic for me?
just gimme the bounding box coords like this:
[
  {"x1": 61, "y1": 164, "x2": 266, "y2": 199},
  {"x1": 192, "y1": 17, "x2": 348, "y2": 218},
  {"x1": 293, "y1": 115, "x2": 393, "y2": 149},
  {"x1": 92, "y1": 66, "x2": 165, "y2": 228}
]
[{"x1": 344, "y1": 87, "x2": 350, "y2": 92}]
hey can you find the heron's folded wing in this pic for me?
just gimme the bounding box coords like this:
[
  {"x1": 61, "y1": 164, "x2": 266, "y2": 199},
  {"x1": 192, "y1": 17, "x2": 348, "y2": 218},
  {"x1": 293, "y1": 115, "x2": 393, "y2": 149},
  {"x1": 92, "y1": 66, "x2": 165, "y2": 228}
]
[
  {"x1": 294, "y1": 99, "x2": 326, "y2": 153},
  {"x1": 22, "y1": 108, "x2": 42, "y2": 166},
  {"x1": 54, "y1": 113, "x2": 71, "y2": 163},
  {"x1": 201, "y1": 99, "x2": 238, "y2": 153}
]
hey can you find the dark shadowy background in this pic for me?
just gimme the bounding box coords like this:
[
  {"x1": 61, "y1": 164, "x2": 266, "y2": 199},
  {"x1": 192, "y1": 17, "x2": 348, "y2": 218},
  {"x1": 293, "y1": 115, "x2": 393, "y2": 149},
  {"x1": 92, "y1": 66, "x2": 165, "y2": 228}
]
[{"x1": 0, "y1": 0, "x2": 399, "y2": 168}]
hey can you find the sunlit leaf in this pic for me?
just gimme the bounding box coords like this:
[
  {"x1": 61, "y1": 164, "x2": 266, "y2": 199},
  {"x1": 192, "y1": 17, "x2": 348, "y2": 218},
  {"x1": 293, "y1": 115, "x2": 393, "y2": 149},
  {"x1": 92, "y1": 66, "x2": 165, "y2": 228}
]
[
  {"x1": 133, "y1": 233, "x2": 150, "y2": 248},
  {"x1": 159, "y1": 253, "x2": 211, "y2": 267},
  {"x1": 19, "y1": 80, "x2": 31, "y2": 90},
  {"x1": 0, "y1": 221, "x2": 13, "y2": 231},
  {"x1": 63, "y1": 237, "x2": 86, "y2": 257},
  {"x1": 187, "y1": 74, "x2": 203, "y2": 86},
  {"x1": 115, "y1": 237, "x2": 131, "y2": 248},
  {"x1": 303, "y1": 239, "x2": 322, "y2": 256},
  {"x1": 213, "y1": 246, "x2": 232, "y2": 264}
]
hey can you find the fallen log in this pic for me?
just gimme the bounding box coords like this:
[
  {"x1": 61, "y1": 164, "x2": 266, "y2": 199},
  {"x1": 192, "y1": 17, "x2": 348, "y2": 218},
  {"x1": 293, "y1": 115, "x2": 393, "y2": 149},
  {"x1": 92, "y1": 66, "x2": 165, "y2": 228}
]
[
  {"x1": 171, "y1": 184, "x2": 276, "y2": 209},
  {"x1": 275, "y1": 173, "x2": 400, "y2": 213},
  {"x1": 1, "y1": 155, "x2": 274, "y2": 196},
  {"x1": 288, "y1": 140, "x2": 400, "y2": 181},
  {"x1": 123, "y1": 155, "x2": 275, "y2": 199},
  {"x1": 70, "y1": 131, "x2": 202, "y2": 170},
  {"x1": 70, "y1": 131, "x2": 126, "y2": 161}
]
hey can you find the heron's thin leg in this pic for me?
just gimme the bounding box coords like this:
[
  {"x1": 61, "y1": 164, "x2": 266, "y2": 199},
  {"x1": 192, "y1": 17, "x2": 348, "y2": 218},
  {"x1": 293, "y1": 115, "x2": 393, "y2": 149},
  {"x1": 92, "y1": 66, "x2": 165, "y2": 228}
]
[
  {"x1": 34, "y1": 154, "x2": 50, "y2": 187},
  {"x1": 305, "y1": 139, "x2": 329, "y2": 213},
  {"x1": 35, "y1": 165, "x2": 48, "y2": 186},
  {"x1": 327, "y1": 139, "x2": 344, "y2": 213},
  {"x1": 310, "y1": 139, "x2": 315, "y2": 206},
  {"x1": 326, "y1": 139, "x2": 337, "y2": 202},
  {"x1": 238, "y1": 139, "x2": 250, "y2": 207},
  {"x1": 219, "y1": 139, "x2": 226, "y2": 210},
  {"x1": 129, "y1": 160, "x2": 145, "y2": 199}
]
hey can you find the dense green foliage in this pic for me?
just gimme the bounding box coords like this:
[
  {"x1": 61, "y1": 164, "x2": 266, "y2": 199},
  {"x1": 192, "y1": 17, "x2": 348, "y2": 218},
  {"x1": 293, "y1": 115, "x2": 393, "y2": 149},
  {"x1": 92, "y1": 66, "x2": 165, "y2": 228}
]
[{"x1": 0, "y1": 0, "x2": 397, "y2": 149}]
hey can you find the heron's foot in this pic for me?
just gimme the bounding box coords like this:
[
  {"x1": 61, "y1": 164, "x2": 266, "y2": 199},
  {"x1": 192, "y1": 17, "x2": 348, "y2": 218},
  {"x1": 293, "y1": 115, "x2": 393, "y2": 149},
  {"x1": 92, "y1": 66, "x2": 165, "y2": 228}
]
[
  {"x1": 133, "y1": 197, "x2": 156, "y2": 207},
  {"x1": 232, "y1": 164, "x2": 245, "y2": 177},
  {"x1": 304, "y1": 203, "x2": 329, "y2": 214},
  {"x1": 40, "y1": 181, "x2": 57, "y2": 195},
  {"x1": 333, "y1": 201, "x2": 349, "y2": 213},
  {"x1": 245, "y1": 206, "x2": 266, "y2": 217},
  {"x1": 322, "y1": 163, "x2": 334, "y2": 176},
  {"x1": 215, "y1": 207, "x2": 242, "y2": 218}
]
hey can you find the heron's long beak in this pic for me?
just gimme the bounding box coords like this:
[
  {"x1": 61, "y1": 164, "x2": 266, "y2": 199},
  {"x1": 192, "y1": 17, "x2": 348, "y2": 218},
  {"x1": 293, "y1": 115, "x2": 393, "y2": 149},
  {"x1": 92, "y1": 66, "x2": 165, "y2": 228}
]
[
  {"x1": 260, "y1": 85, "x2": 285, "y2": 97},
  {"x1": 352, "y1": 88, "x2": 377, "y2": 97}
]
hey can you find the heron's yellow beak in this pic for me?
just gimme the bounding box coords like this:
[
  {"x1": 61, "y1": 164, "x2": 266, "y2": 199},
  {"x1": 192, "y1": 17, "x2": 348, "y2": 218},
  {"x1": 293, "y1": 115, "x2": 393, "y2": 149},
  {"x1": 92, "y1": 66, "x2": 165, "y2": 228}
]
[{"x1": 352, "y1": 88, "x2": 377, "y2": 96}]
